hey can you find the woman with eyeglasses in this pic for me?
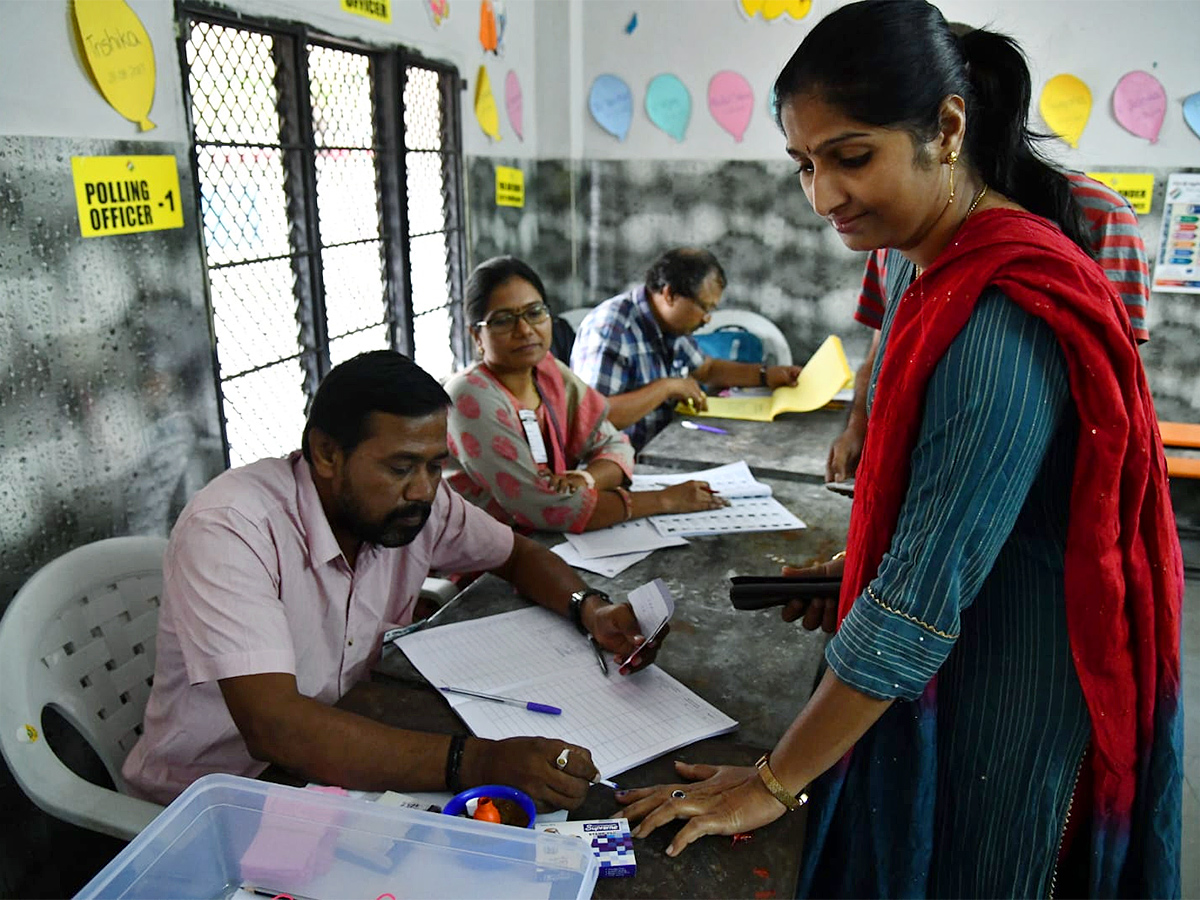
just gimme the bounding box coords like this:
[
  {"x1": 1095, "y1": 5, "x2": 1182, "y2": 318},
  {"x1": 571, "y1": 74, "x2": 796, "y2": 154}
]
[{"x1": 444, "y1": 256, "x2": 726, "y2": 533}]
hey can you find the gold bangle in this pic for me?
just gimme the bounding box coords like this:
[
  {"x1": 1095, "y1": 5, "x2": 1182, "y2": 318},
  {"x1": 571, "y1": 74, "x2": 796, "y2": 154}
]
[
  {"x1": 755, "y1": 753, "x2": 808, "y2": 812},
  {"x1": 830, "y1": 550, "x2": 847, "y2": 562}
]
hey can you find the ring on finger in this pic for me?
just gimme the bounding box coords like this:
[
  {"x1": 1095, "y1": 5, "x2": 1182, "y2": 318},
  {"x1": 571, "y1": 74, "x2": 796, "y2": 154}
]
[
  {"x1": 556, "y1": 748, "x2": 571, "y2": 770},
  {"x1": 670, "y1": 789, "x2": 687, "y2": 799}
]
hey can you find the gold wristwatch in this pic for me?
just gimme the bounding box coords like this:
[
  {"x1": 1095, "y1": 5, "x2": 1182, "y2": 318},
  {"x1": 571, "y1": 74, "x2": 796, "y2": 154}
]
[{"x1": 755, "y1": 753, "x2": 809, "y2": 811}]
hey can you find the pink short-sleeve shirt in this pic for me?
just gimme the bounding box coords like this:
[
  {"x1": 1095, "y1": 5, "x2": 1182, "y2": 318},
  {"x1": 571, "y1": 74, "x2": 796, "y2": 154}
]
[{"x1": 121, "y1": 452, "x2": 513, "y2": 804}]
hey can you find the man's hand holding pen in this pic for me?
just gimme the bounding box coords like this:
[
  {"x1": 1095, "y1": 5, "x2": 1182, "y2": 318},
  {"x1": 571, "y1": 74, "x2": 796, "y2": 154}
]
[{"x1": 586, "y1": 599, "x2": 669, "y2": 675}]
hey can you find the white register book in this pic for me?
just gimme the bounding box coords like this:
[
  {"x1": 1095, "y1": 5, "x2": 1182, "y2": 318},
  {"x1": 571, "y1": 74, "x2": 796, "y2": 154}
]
[{"x1": 395, "y1": 606, "x2": 738, "y2": 780}]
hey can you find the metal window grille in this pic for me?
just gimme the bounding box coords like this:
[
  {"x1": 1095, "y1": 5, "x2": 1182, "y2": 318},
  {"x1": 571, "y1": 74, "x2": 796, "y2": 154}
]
[{"x1": 180, "y1": 10, "x2": 466, "y2": 467}]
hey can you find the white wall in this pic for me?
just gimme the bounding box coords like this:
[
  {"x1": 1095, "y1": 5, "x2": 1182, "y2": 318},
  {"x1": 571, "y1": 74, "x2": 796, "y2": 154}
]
[
  {"x1": 577, "y1": 0, "x2": 1200, "y2": 169},
  {"x1": 0, "y1": 0, "x2": 542, "y2": 158}
]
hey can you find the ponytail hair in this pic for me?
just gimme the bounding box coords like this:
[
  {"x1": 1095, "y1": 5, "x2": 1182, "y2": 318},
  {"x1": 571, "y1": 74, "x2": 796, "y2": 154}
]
[{"x1": 772, "y1": 0, "x2": 1092, "y2": 256}]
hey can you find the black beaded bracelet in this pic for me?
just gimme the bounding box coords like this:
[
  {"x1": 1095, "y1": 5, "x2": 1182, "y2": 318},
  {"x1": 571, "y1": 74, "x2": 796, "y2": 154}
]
[{"x1": 445, "y1": 733, "x2": 466, "y2": 793}]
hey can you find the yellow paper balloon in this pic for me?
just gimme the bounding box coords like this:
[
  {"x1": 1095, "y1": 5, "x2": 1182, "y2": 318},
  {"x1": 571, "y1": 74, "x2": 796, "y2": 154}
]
[
  {"x1": 1039, "y1": 74, "x2": 1091, "y2": 148},
  {"x1": 474, "y1": 65, "x2": 501, "y2": 141},
  {"x1": 739, "y1": 0, "x2": 811, "y2": 21},
  {"x1": 71, "y1": 0, "x2": 157, "y2": 131}
]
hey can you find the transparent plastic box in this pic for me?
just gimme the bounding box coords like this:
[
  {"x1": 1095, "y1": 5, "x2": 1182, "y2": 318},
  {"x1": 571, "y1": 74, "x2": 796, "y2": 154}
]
[{"x1": 77, "y1": 774, "x2": 599, "y2": 900}]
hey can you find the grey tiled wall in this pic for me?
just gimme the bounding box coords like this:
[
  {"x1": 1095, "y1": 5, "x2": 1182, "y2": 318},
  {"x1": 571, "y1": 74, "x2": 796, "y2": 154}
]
[{"x1": 468, "y1": 157, "x2": 1199, "y2": 420}]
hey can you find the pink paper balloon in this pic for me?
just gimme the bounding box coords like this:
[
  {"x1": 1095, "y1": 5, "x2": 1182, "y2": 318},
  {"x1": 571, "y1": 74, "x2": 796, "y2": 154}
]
[
  {"x1": 1112, "y1": 70, "x2": 1167, "y2": 143},
  {"x1": 708, "y1": 70, "x2": 755, "y2": 143},
  {"x1": 505, "y1": 70, "x2": 524, "y2": 141}
]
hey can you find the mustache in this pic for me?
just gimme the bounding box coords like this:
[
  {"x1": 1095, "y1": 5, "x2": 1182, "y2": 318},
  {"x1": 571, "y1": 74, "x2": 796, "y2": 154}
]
[{"x1": 387, "y1": 502, "x2": 433, "y2": 522}]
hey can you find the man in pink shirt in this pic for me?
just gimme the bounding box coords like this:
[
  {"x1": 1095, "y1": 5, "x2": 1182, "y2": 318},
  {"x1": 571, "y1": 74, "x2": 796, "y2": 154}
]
[{"x1": 122, "y1": 350, "x2": 657, "y2": 810}]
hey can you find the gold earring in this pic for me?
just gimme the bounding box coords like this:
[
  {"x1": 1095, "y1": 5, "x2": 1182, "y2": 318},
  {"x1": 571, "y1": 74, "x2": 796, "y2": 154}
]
[{"x1": 946, "y1": 150, "x2": 958, "y2": 203}]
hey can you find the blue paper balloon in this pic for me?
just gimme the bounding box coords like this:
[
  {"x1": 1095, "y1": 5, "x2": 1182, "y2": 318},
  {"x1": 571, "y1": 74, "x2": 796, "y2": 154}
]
[
  {"x1": 1184, "y1": 91, "x2": 1200, "y2": 141},
  {"x1": 645, "y1": 74, "x2": 691, "y2": 142},
  {"x1": 589, "y1": 74, "x2": 634, "y2": 141}
]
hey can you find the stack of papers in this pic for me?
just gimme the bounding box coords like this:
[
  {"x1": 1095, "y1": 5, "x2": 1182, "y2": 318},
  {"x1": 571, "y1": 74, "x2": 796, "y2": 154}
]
[
  {"x1": 632, "y1": 461, "x2": 806, "y2": 537},
  {"x1": 552, "y1": 462, "x2": 805, "y2": 576},
  {"x1": 396, "y1": 604, "x2": 738, "y2": 779}
]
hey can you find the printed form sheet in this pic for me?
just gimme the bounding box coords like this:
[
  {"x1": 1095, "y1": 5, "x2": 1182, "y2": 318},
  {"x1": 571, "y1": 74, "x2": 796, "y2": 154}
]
[{"x1": 396, "y1": 607, "x2": 737, "y2": 779}]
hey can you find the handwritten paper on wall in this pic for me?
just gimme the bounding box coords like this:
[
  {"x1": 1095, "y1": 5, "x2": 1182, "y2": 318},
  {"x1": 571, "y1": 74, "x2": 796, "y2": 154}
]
[
  {"x1": 71, "y1": 155, "x2": 184, "y2": 237},
  {"x1": 708, "y1": 71, "x2": 755, "y2": 142},
  {"x1": 645, "y1": 74, "x2": 691, "y2": 142},
  {"x1": 1039, "y1": 74, "x2": 1092, "y2": 148},
  {"x1": 1112, "y1": 71, "x2": 1167, "y2": 143},
  {"x1": 71, "y1": 0, "x2": 157, "y2": 131},
  {"x1": 589, "y1": 75, "x2": 634, "y2": 141}
]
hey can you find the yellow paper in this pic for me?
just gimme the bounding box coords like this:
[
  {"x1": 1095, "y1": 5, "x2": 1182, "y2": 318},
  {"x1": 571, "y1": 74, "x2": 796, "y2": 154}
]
[
  {"x1": 1039, "y1": 74, "x2": 1092, "y2": 148},
  {"x1": 681, "y1": 335, "x2": 852, "y2": 421},
  {"x1": 474, "y1": 65, "x2": 501, "y2": 141},
  {"x1": 1086, "y1": 171, "x2": 1154, "y2": 215},
  {"x1": 340, "y1": 0, "x2": 392, "y2": 22},
  {"x1": 495, "y1": 166, "x2": 524, "y2": 208},
  {"x1": 72, "y1": 155, "x2": 184, "y2": 237},
  {"x1": 739, "y1": 0, "x2": 812, "y2": 21},
  {"x1": 71, "y1": 0, "x2": 157, "y2": 131}
]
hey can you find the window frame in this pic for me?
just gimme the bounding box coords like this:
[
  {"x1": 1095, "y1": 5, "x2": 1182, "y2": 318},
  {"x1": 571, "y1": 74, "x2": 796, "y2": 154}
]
[{"x1": 176, "y1": 3, "x2": 468, "y2": 467}]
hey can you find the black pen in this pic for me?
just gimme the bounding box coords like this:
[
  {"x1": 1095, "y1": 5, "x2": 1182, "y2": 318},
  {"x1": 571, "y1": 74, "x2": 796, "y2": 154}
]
[{"x1": 588, "y1": 635, "x2": 609, "y2": 676}]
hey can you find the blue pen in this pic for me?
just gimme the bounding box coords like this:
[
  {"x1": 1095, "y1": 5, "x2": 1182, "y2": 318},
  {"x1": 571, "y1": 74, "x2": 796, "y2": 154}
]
[
  {"x1": 681, "y1": 420, "x2": 729, "y2": 435},
  {"x1": 439, "y1": 685, "x2": 562, "y2": 715}
]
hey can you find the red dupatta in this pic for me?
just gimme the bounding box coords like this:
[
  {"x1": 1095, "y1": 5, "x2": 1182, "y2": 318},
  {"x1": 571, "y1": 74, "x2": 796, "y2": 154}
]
[{"x1": 840, "y1": 208, "x2": 1182, "y2": 826}]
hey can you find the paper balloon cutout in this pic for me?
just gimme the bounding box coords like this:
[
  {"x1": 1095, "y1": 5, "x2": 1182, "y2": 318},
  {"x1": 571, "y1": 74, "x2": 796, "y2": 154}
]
[
  {"x1": 1112, "y1": 71, "x2": 1167, "y2": 143},
  {"x1": 589, "y1": 75, "x2": 633, "y2": 141},
  {"x1": 738, "y1": 0, "x2": 811, "y2": 22},
  {"x1": 1039, "y1": 74, "x2": 1092, "y2": 148},
  {"x1": 505, "y1": 70, "x2": 523, "y2": 141},
  {"x1": 708, "y1": 71, "x2": 754, "y2": 142},
  {"x1": 72, "y1": 0, "x2": 157, "y2": 131},
  {"x1": 479, "y1": 0, "x2": 506, "y2": 54},
  {"x1": 645, "y1": 74, "x2": 691, "y2": 142},
  {"x1": 426, "y1": 0, "x2": 449, "y2": 27},
  {"x1": 474, "y1": 65, "x2": 501, "y2": 141},
  {"x1": 1182, "y1": 92, "x2": 1200, "y2": 142}
]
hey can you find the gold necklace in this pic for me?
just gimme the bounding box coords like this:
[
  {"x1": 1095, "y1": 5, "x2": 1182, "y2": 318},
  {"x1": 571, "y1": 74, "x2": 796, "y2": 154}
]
[
  {"x1": 965, "y1": 184, "x2": 989, "y2": 218},
  {"x1": 915, "y1": 185, "x2": 989, "y2": 279}
]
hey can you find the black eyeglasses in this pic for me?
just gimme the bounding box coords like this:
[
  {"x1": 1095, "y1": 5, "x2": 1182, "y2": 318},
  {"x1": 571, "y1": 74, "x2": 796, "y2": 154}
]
[{"x1": 476, "y1": 302, "x2": 551, "y2": 332}]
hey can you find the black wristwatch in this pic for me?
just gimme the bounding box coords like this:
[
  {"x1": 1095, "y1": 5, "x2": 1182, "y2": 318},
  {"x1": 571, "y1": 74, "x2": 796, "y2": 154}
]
[{"x1": 568, "y1": 588, "x2": 611, "y2": 635}]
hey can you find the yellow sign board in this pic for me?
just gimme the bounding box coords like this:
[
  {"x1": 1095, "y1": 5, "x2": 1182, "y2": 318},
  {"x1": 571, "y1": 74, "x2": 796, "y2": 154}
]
[
  {"x1": 495, "y1": 165, "x2": 525, "y2": 208},
  {"x1": 1086, "y1": 171, "x2": 1155, "y2": 215},
  {"x1": 340, "y1": 0, "x2": 391, "y2": 23},
  {"x1": 71, "y1": 155, "x2": 184, "y2": 237}
]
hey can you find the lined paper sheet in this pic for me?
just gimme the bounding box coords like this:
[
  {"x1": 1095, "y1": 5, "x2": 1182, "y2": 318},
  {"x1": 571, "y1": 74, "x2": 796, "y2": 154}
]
[
  {"x1": 631, "y1": 461, "x2": 806, "y2": 536},
  {"x1": 396, "y1": 607, "x2": 737, "y2": 779}
]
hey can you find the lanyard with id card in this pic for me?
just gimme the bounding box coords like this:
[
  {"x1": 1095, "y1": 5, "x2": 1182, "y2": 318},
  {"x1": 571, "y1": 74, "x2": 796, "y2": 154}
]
[{"x1": 518, "y1": 408, "x2": 550, "y2": 471}]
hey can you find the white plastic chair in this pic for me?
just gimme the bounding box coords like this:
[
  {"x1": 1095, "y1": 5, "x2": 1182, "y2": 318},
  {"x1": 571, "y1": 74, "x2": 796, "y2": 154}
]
[
  {"x1": 0, "y1": 537, "x2": 169, "y2": 840},
  {"x1": 696, "y1": 309, "x2": 794, "y2": 366}
]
